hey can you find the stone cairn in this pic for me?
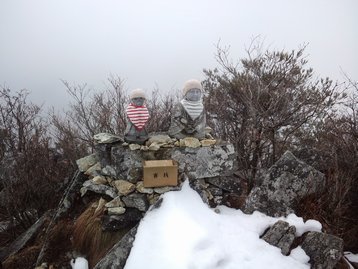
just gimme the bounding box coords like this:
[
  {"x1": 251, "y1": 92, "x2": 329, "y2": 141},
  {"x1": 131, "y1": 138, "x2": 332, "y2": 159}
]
[
  {"x1": 74, "y1": 133, "x2": 345, "y2": 269},
  {"x1": 76, "y1": 133, "x2": 239, "y2": 233}
]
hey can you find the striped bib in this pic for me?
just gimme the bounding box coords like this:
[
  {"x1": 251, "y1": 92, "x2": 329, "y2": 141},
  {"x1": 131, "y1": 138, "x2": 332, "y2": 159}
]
[
  {"x1": 181, "y1": 99, "x2": 204, "y2": 120},
  {"x1": 126, "y1": 104, "x2": 149, "y2": 130}
]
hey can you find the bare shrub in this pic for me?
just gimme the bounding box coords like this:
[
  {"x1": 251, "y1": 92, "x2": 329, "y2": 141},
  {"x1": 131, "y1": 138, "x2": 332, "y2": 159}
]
[
  {"x1": 54, "y1": 76, "x2": 128, "y2": 150},
  {"x1": 203, "y1": 42, "x2": 344, "y2": 187},
  {"x1": 0, "y1": 87, "x2": 73, "y2": 245},
  {"x1": 202, "y1": 41, "x2": 356, "y2": 251},
  {"x1": 296, "y1": 77, "x2": 358, "y2": 252},
  {"x1": 145, "y1": 88, "x2": 177, "y2": 133}
]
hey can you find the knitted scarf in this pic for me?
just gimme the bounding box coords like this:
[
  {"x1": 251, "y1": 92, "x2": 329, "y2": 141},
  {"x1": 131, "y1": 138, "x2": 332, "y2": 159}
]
[
  {"x1": 181, "y1": 99, "x2": 203, "y2": 120},
  {"x1": 126, "y1": 104, "x2": 149, "y2": 130}
]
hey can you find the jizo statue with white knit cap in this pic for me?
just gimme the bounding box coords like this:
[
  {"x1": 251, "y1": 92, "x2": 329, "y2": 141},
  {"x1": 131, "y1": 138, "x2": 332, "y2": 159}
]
[
  {"x1": 124, "y1": 89, "x2": 150, "y2": 144},
  {"x1": 168, "y1": 79, "x2": 206, "y2": 139}
]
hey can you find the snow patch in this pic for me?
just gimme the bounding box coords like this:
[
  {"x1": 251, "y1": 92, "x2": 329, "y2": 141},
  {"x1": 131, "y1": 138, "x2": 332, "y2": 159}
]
[
  {"x1": 124, "y1": 181, "x2": 322, "y2": 269},
  {"x1": 70, "y1": 257, "x2": 88, "y2": 269}
]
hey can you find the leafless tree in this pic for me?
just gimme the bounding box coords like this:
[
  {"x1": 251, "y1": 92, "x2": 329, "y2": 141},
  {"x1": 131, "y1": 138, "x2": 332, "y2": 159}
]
[
  {"x1": 203, "y1": 42, "x2": 344, "y2": 186},
  {"x1": 51, "y1": 76, "x2": 128, "y2": 151},
  {"x1": 0, "y1": 87, "x2": 71, "y2": 242}
]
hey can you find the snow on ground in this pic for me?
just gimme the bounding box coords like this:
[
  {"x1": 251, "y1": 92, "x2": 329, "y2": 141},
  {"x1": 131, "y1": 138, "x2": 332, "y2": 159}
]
[
  {"x1": 124, "y1": 181, "x2": 322, "y2": 269},
  {"x1": 345, "y1": 252, "x2": 358, "y2": 263}
]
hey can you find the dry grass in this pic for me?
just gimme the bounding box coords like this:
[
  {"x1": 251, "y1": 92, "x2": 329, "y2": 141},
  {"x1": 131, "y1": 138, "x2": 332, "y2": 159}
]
[
  {"x1": 296, "y1": 170, "x2": 358, "y2": 253},
  {"x1": 72, "y1": 199, "x2": 128, "y2": 268},
  {"x1": 3, "y1": 245, "x2": 41, "y2": 269}
]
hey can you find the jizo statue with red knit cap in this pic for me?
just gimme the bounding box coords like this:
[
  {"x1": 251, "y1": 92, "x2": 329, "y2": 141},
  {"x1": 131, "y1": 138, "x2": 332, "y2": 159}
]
[
  {"x1": 168, "y1": 79, "x2": 206, "y2": 139},
  {"x1": 124, "y1": 89, "x2": 150, "y2": 144}
]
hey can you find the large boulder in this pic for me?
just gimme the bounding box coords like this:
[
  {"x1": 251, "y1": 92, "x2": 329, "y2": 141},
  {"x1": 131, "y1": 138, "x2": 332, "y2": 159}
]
[
  {"x1": 169, "y1": 144, "x2": 236, "y2": 179},
  {"x1": 301, "y1": 231, "x2": 343, "y2": 269},
  {"x1": 244, "y1": 151, "x2": 325, "y2": 217}
]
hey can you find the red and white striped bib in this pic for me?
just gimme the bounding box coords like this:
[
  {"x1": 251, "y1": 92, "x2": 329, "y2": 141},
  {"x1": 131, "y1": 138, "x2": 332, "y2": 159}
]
[{"x1": 126, "y1": 104, "x2": 149, "y2": 130}]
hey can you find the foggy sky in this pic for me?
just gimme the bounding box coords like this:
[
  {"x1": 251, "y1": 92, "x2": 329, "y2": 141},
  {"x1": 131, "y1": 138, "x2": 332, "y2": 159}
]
[{"x1": 0, "y1": 0, "x2": 357, "y2": 110}]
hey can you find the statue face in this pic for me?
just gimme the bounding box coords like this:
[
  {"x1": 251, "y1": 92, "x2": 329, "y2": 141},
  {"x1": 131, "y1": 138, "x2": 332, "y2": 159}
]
[
  {"x1": 131, "y1": 97, "x2": 145, "y2": 106},
  {"x1": 185, "y1": 88, "x2": 202, "y2": 102}
]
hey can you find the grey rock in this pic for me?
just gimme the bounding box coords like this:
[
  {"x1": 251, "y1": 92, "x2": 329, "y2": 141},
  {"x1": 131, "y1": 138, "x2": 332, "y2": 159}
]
[
  {"x1": 83, "y1": 179, "x2": 94, "y2": 187},
  {"x1": 169, "y1": 144, "x2": 236, "y2": 180},
  {"x1": 113, "y1": 180, "x2": 136, "y2": 195},
  {"x1": 84, "y1": 162, "x2": 102, "y2": 177},
  {"x1": 301, "y1": 231, "x2": 343, "y2": 269},
  {"x1": 108, "y1": 207, "x2": 126, "y2": 215},
  {"x1": 101, "y1": 165, "x2": 117, "y2": 178},
  {"x1": 80, "y1": 184, "x2": 117, "y2": 199},
  {"x1": 261, "y1": 220, "x2": 296, "y2": 255},
  {"x1": 244, "y1": 151, "x2": 325, "y2": 217},
  {"x1": 136, "y1": 181, "x2": 154, "y2": 194},
  {"x1": 200, "y1": 139, "x2": 217, "y2": 147},
  {"x1": 206, "y1": 176, "x2": 241, "y2": 193},
  {"x1": 153, "y1": 186, "x2": 180, "y2": 194},
  {"x1": 140, "y1": 145, "x2": 149, "y2": 151},
  {"x1": 93, "y1": 225, "x2": 138, "y2": 269},
  {"x1": 111, "y1": 146, "x2": 143, "y2": 183},
  {"x1": 147, "y1": 134, "x2": 172, "y2": 145},
  {"x1": 207, "y1": 187, "x2": 223, "y2": 196},
  {"x1": 147, "y1": 193, "x2": 161, "y2": 205},
  {"x1": 94, "y1": 133, "x2": 123, "y2": 144},
  {"x1": 92, "y1": 175, "x2": 108, "y2": 185},
  {"x1": 129, "y1": 144, "x2": 141, "y2": 151},
  {"x1": 148, "y1": 142, "x2": 161, "y2": 151},
  {"x1": 189, "y1": 180, "x2": 211, "y2": 204},
  {"x1": 101, "y1": 209, "x2": 142, "y2": 232},
  {"x1": 105, "y1": 196, "x2": 125, "y2": 208},
  {"x1": 76, "y1": 153, "x2": 98, "y2": 172},
  {"x1": 95, "y1": 143, "x2": 112, "y2": 168},
  {"x1": 122, "y1": 193, "x2": 150, "y2": 212},
  {"x1": 149, "y1": 197, "x2": 163, "y2": 211},
  {"x1": 179, "y1": 137, "x2": 201, "y2": 148}
]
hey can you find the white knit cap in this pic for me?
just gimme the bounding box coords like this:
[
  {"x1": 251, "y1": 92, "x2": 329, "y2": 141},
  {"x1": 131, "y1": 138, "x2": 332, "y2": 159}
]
[
  {"x1": 182, "y1": 79, "x2": 203, "y2": 96},
  {"x1": 130, "y1": 88, "x2": 146, "y2": 99}
]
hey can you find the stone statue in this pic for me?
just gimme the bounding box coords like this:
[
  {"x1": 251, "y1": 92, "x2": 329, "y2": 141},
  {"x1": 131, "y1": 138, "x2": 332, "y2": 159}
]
[
  {"x1": 124, "y1": 89, "x2": 149, "y2": 144},
  {"x1": 168, "y1": 79, "x2": 206, "y2": 139}
]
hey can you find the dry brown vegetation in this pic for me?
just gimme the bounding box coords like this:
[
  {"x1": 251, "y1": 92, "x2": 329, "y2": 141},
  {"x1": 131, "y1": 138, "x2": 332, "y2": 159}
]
[{"x1": 72, "y1": 199, "x2": 129, "y2": 268}]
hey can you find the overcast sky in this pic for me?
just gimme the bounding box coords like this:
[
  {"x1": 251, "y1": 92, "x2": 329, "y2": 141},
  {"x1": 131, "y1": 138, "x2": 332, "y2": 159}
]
[{"x1": 0, "y1": 0, "x2": 357, "y2": 110}]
